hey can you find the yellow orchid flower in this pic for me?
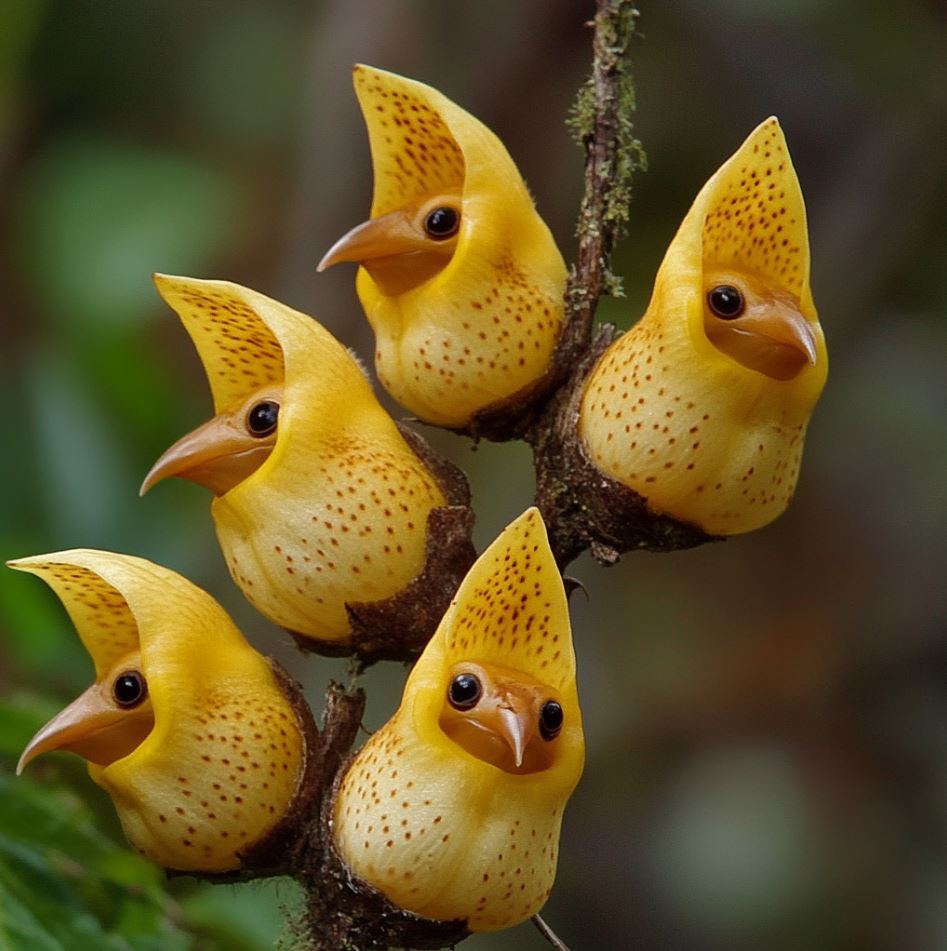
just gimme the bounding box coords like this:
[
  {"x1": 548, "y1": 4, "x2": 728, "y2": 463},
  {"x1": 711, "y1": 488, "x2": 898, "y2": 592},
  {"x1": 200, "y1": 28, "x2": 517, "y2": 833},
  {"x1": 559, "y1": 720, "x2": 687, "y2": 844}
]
[
  {"x1": 142, "y1": 275, "x2": 471, "y2": 656},
  {"x1": 12, "y1": 550, "x2": 310, "y2": 873},
  {"x1": 579, "y1": 118, "x2": 827, "y2": 534},
  {"x1": 334, "y1": 507, "x2": 584, "y2": 932},
  {"x1": 320, "y1": 65, "x2": 567, "y2": 430}
]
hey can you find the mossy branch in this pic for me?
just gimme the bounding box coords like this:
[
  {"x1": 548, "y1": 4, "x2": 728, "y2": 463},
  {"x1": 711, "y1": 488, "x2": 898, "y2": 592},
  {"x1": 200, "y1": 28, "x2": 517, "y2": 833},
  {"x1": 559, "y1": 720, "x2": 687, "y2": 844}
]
[
  {"x1": 528, "y1": 2, "x2": 711, "y2": 569},
  {"x1": 471, "y1": 0, "x2": 644, "y2": 442},
  {"x1": 562, "y1": 0, "x2": 645, "y2": 353}
]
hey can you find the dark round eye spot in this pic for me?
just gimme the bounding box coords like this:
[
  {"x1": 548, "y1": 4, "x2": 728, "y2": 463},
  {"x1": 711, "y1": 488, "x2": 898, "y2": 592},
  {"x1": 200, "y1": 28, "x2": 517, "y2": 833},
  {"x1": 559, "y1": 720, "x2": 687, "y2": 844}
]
[
  {"x1": 246, "y1": 400, "x2": 279, "y2": 437},
  {"x1": 113, "y1": 671, "x2": 148, "y2": 709},
  {"x1": 424, "y1": 206, "x2": 460, "y2": 240},
  {"x1": 539, "y1": 700, "x2": 563, "y2": 740},
  {"x1": 447, "y1": 672, "x2": 482, "y2": 710},
  {"x1": 707, "y1": 284, "x2": 745, "y2": 320}
]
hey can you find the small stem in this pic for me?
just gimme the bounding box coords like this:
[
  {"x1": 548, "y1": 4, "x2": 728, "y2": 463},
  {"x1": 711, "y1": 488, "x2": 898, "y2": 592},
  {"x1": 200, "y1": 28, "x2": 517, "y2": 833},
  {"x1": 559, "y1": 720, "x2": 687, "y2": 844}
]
[
  {"x1": 531, "y1": 913, "x2": 572, "y2": 951},
  {"x1": 532, "y1": 4, "x2": 710, "y2": 566},
  {"x1": 470, "y1": 1, "x2": 644, "y2": 441},
  {"x1": 562, "y1": 0, "x2": 644, "y2": 355}
]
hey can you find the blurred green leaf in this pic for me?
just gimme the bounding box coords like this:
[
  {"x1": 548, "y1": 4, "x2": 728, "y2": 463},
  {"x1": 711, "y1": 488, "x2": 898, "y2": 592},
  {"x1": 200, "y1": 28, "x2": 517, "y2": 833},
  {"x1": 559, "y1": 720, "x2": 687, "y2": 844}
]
[
  {"x1": 0, "y1": 0, "x2": 46, "y2": 115},
  {"x1": 0, "y1": 696, "x2": 58, "y2": 761},
  {"x1": 26, "y1": 350, "x2": 139, "y2": 549},
  {"x1": 0, "y1": 568, "x2": 88, "y2": 683},
  {"x1": 80, "y1": 330, "x2": 192, "y2": 455},
  {"x1": 0, "y1": 769, "x2": 304, "y2": 950},
  {"x1": 0, "y1": 774, "x2": 128, "y2": 866},
  {"x1": 179, "y1": 878, "x2": 304, "y2": 951},
  {"x1": 0, "y1": 877, "x2": 65, "y2": 951},
  {"x1": 183, "y1": 7, "x2": 304, "y2": 149},
  {"x1": 15, "y1": 136, "x2": 241, "y2": 332}
]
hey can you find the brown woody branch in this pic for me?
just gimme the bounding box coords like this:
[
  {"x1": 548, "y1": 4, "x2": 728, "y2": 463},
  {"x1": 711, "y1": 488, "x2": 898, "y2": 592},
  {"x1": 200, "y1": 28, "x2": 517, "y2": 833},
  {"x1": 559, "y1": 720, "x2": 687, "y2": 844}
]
[
  {"x1": 473, "y1": 2, "x2": 712, "y2": 571},
  {"x1": 561, "y1": 0, "x2": 644, "y2": 356},
  {"x1": 527, "y1": 1, "x2": 716, "y2": 568},
  {"x1": 468, "y1": 0, "x2": 645, "y2": 442}
]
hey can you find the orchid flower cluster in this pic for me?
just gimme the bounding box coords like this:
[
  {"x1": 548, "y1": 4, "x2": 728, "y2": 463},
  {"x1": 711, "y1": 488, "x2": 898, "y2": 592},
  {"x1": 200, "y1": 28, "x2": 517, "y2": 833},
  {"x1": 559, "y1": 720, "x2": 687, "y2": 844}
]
[{"x1": 10, "y1": 64, "x2": 825, "y2": 949}]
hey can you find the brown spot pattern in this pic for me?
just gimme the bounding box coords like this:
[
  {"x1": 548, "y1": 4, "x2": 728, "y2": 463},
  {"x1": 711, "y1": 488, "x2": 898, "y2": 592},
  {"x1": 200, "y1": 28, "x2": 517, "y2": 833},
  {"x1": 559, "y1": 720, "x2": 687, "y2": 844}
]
[
  {"x1": 336, "y1": 715, "x2": 563, "y2": 931},
  {"x1": 19, "y1": 563, "x2": 139, "y2": 673},
  {"x1": 154, "y1": 273, "x2": 450, "y2": 644},
  {"x1": 216, "y1": 438, "x2": 447, "y2": 640},
  {"x1": 156, "y1": 278, "x2": 284, "y2": 412},
  {"x1": 371, "y1": 254, "x2": 563, "y2": 426},
  {"x1": 701, "y1": 117, "x2": 807, "y2": 295},
  {"x1": 114, "y1": 685, "x2": 303, "y2": 872},
  {"x1": 14, "y1": 552, "x2": 306, "y2": 874},
  {"x1": 352, "y1": 66, "x2": 566, "y2": 427},
  {"x1": 356, "y1": 66, "x2": 465, "y2": 217},
  {"x1": 443, "y1": 508, "x2": 572, "y2": 690}
]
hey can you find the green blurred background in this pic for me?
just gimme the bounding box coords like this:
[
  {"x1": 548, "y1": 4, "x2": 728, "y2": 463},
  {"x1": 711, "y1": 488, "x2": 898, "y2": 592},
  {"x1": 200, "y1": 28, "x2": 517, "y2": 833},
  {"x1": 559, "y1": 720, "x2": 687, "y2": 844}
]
[{"x1": 1, "y1": 1, "x2": 945, "y2": 949}]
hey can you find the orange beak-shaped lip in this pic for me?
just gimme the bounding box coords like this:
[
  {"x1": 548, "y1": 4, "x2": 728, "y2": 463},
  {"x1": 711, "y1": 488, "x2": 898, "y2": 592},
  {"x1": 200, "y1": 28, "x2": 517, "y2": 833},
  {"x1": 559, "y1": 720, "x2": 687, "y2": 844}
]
[
  {"x1": 17, "y1": 685, "x2": 152, "y2": 774},
  {"x1": 140, "y1": 415, "x2": 274, "y2": 497},
  {"x1": 740, "y1": 301, "x2": 819, "y2": 367},
  {"x1": 708, "y1": 294, "x2": 819, "y2": 381},
  {"x1": 493, "y1": 697, "x2": 536, "y2": 769},
  {"x1": 318, "y1": 207, "x2": 436, "y2": 271}
]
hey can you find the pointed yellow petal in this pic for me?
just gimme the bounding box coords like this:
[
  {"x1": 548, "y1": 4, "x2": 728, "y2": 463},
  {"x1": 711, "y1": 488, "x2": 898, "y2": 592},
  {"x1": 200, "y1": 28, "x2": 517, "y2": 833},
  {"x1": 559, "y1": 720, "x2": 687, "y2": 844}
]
[
  {"x1": 353, "y1": 64, "x2": 466, "y2": 218},
  {"x1": 153, "y1": 274, "x2": 284, "y2": 415},
  {"x1": 9, "y1": 550, "x2": 306, "y2": 872},
  {"x1": 9, "y1": 554, "x2": 142, "y2": 679},
  {"x1": 701, "y1": 118, "x2": 811, "y2": 296},
  {"x1": 425, "y1": 507, "x2": 575, "y2": 696},
  {"x1": 153, "y1": 274, "x2": 376, "y2": 424}
]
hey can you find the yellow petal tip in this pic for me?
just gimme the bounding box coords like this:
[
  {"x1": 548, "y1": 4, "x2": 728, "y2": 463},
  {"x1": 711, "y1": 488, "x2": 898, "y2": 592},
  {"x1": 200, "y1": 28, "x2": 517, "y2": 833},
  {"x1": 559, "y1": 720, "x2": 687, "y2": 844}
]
[{"x1": 151, "y1": 272, "x2": 173, "y2": 292}]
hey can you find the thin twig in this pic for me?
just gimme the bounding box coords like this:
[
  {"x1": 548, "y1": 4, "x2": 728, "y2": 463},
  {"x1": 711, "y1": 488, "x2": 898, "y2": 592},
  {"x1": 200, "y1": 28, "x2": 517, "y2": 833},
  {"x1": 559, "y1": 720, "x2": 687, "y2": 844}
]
[
  {"x1": 531, "y1": 4, "x2": 710, "y2": 567},
  {"x1": 561, "y1": 0, "x2": 645, "y2": 356},
  {"x1": 531, "y1": 913, "x2": 573, "y2": 951},
  {"x1": 469, "y1": 1, "x2": 643, "y2": 441}
]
